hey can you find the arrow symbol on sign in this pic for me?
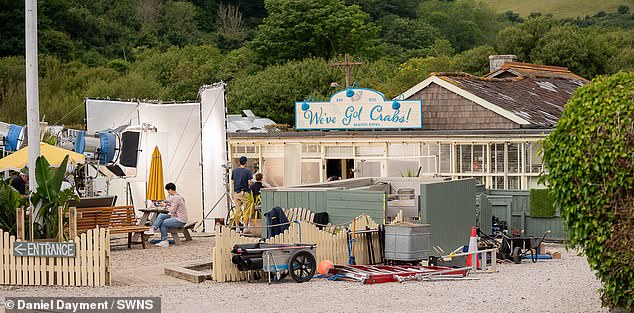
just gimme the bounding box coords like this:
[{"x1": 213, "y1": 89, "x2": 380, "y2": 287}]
[{"x1": 14, "y1": 242, "x2": 26, "y2": 256}]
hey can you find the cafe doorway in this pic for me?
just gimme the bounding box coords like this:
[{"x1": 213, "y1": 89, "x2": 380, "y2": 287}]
[{"x1": 326, "y1": 159, "x2": 355, "y2": 180}]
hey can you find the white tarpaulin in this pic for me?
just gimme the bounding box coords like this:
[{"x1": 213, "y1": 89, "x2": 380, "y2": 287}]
[
  {"x1": 86, "y1": 100, "x2": 139, "y2": 132},
  {"x1": 138, "y1": 103, "x2": 203, "y2": 222},
  {"x1": 84, "y1": 85, "x2": 228, "y2": 231},
  {"x1": 200, "y1": 85, "x2": 229, "y2": 230}
]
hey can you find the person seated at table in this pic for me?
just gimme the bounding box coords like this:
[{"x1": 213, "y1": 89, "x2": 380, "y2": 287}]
[{"x1": 144, "y1": 182, "x2": 188, "y2": 247}]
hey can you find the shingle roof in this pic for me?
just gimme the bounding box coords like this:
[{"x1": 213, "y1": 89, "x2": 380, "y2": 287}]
[
  {"x1": 486, "y1": 62, "x2": 590, "y2": 82},
  {"x1": 433, "y1": 72, "x2": 588, "y2": 127}
]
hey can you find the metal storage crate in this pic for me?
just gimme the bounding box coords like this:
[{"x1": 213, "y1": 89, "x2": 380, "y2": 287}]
[{"x1": 384, "y1": 223, "x2": 431, "y2": 262}]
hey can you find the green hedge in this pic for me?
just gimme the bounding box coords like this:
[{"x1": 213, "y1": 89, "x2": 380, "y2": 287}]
[
  {"x1": 529, "y1": 189, "x2": 556, "y2": 217},
  {"x1": 542, "y1": 71, "x2": 634, "y2": 310}
]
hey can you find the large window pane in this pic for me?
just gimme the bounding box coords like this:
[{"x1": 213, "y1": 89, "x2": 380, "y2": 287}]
[
  {"x1": 387, "y1": 159, "x2": 419, "y2": 177},
  {"x1": 388, "y1": 143, "x2": 419, "y2": 157},
  {"x1": 301, "y1": 162, "x2": 320, "y2": 184},
  {"x1": 508, "y1": 176, "x2": 520, "y2": 190},
  {"x1": 526, "y1": 142, "x2": 543, "y2": 173},
  {"x1": 325, "y1": 146, "x2": 353, "y2": 158},
  {"x1": 491, "y1": 144, "x2": 505, "y2": 173},
  {"x1": 508, "y1": 143, "x2": 520, "y2": 173},
  {"x1": 302, "y1": 144, "x2": 321, "y2": 158},
  {"x1": 458, "y1": 144, "x2": 472, "y2": 173},
  {"x1": 439, "y1": 144, "x2": 451, "y2": 173},
  {"x1": 356, "y1": 145, "x2": 384, "y2": 157},
  {"x1": 356, "y1": 160, "x2": 380, "y2": 177},
  {"x1": 263, "y1": 157, "x2": 284, "y2": 187},
  {"x1": 231, "y1": 144, "x2": 259, "y2": 158},
  {"x1": 473, "y1": 144, "x2": 485, "y2": 173},
  {"x1": 420, "y1": 156, "x2": 437, "y2": 174},
  {"x1": 262, "y1": 145, "x2": 284, "y2": 157}
]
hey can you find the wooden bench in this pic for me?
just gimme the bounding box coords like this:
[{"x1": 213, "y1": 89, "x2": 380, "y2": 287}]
[
  {"x1": 72, "y1": 206, "x2": 150, "y2": 249},
  {"x1": 109, "y1": 206, "x2": 151, "y2": 249},
  {"x1": 167, "y1": 221, "x2": 196, "y2": 245}
]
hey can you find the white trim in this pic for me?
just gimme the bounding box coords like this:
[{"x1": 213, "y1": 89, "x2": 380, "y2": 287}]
[{"x1": 398, "y1": 76, "x2": 531, "y2": 125}]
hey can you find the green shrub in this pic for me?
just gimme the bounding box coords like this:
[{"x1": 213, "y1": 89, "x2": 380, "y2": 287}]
[
  {"x1": 0, "y1": 179, "x2": 25, "y2": 236},
  {"x1": 542, "y1": 71, "x2": 634, "y2": 310},
  {"x1": 529, "y1": 188, "x2": 556, "y2": 217}
]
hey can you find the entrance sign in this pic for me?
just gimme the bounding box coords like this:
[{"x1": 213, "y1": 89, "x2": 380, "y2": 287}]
[
  {"x1": 295, "y1": 88, "x2": 422, "y2": 130},
  {"x1": 13, "y1": 241, "x2": 76, "y2": 257}
]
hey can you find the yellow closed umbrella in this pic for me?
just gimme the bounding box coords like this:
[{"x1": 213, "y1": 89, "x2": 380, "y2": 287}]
[
  {"x1": 0, "y1": 142, "x2": 85, "y2": 171},
  {"x1": 146, "y1": 146, "x2": 165, "y2": 201}
]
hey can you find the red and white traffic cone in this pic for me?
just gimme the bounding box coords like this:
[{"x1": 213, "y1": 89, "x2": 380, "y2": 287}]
[{"x1": 465, "y1": 226, "x2": 480, "y2": 268}]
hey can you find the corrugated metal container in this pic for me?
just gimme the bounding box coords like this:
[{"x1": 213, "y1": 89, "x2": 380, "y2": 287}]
[{"x1": 384, "y1": 224, "x2": 430, "y2": 261}]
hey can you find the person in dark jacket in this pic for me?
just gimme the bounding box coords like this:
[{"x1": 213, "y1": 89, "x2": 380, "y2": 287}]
[
  {"x1": 264, "y1": 206, "x2": 289, "y2": 238},
  {"x1": 251, "y1": 173, "x2": 264, "y2": 199},
  {"x1": 231, "y1": 156, "x2": 252, "y2": 220},
  {"x1": 10, "y1": 172, "x2": 28, "y2": 196}
]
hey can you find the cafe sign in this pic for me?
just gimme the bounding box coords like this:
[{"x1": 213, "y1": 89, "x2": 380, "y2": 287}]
[{"x1": 295, "y1": 88, "x2": 422, "y2": 130}]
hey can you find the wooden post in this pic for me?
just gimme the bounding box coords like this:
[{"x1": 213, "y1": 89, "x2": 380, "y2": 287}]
[
  {"x1": 29, "y1": 207, "x2": 34, "y2": 241},
  {"x1": 69, "y1": 207, "x2": 77, "y2": 240},
  {"x1": 58, "y1": 206, "x2": 63, "y2": 242},
  {"x1": 17, "y1": 207, "x2": 25, "y2": 240}
]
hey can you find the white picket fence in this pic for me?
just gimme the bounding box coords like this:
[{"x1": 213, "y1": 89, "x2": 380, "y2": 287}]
[
  {"x1": 0, "y1": 228, "x2": 110, "y2": 286},
  {"x1": 212, "y1": 213, "x2": 382, "y2": 282}
]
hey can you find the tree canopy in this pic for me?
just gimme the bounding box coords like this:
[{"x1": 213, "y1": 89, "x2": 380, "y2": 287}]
[
  {"x1": 1, "y1": 0, "x2": 633, "y2": 126},
  {"x1": 251, "y1": 0, "x2": 380, "y2": 65}
]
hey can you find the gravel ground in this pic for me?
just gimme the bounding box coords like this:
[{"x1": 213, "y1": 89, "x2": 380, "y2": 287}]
[{"x1": 0, "y1": 236, "x2": 607, "y2": 313}]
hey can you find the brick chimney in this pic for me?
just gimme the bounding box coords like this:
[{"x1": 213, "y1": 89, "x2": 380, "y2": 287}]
[{"x1": 489, "y1": 55, "x2": 517, "y2": 72}]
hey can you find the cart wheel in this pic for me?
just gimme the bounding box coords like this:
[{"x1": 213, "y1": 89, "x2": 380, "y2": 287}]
[
  {"x1": 288, "y1": 251, "x2": 316, "y2": 283},
  {"x1": 512, "y1": 247, "x2": 522, "y2": 264}
]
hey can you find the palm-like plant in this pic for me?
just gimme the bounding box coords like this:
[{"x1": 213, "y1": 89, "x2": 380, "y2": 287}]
[
  {"x1": 0, "y1": 179, "x2": 26, "y2": 235},
  {"x1": 30, "y1": 155, "x2": 79, "y2": 240}
]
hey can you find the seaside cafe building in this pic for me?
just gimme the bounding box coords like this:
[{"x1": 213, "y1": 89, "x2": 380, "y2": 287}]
[{"x1": 228, "y1": 56, "x2": 589, "y2": 191}]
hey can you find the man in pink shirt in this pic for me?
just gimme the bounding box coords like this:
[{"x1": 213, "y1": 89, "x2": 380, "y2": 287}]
[{"x1": 145, "y1": 182, "x2": 188, "y2": 247}]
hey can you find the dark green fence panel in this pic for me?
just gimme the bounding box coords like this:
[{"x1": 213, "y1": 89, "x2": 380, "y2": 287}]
[
  {"x1": 261, "y1": 189, "x2": 386, "y2": 226},
  {"x1": 261, "y1": 190, "x2": 329, "y2": 213},
  {"x1": 479, "y1": 194, "x2": 493, "y2": 235},
  {"x1": 486, "y1": 190, "x2": 566, "y2": 241},
  {"x1": 420, "y1": 179, "x2": 477, "y2": 252},
  {"x1": 325, "y1": 191, "x2": 386, "y2": 225}
]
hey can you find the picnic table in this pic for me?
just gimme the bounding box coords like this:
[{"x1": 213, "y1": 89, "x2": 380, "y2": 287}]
[
  {"x1": 133, "y1": 206, "x2": 196, "y2": 245},
  {"x1": 131, "y1": 207, "x2": 168, "y2": 242},
  {"x1": 139, "y1": 207, "x2": 170, "y2": 225}
]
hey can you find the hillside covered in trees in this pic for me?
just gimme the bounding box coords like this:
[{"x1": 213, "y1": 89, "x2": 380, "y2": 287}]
[{"x1": 1, "y1": 0, "x2": 633, "y2": 127}]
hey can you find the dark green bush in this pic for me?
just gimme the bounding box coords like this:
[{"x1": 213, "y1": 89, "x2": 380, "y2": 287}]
[
  {"x1": 542, "y1": 71, "x2": 634, "y2": 310},
  {"x1": 529, "y1": 188, "x2": 556, "y2": 217}
]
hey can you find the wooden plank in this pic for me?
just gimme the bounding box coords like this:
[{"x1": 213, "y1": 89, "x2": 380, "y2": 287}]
[
  {"x1": 71, "y1": 236, "x2": 78, "y2": 286},
  {"x1": 47, "y1": 257, "x2": 54, "y2": 286},
  {"x1": 61, "y1": 254, "x2": 67, "y2": 286},
  {"x1": 16, "y1": 207, "x2": 24, "y2": 240},
  {"x1": 99, "y1": 228, "x2": 106, "y2": 286},
  {"x1": 21, "y1": 253, "x2": 27, "y2": 285},
  {"x1": 92, "y1": 229, "x2": 99, "y2": 286},
  {"x1": 69, "y1": 207, "x2": 77, "y2": 240},
  {"x1": 87, "y1": 230, "x2": 94, "y2": 286},
  {"x1": 34, "y1": 254, "x2": 41, "y2": 286},
  {"x1": 27, "y1": 255, "x2": 34, "y2": 285},
  {"x1": 14, "y1": 238, "x2": 21, "y2": 285},
  {"x1": 80, "y1": 233, "x2": 87, "y2": 286},
  {"x1": 56, "y1": 255, "x2": 62, "y2": 286},
  {"x1": 0, "y1": 230, "x2": 4, "y2": 285}
]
